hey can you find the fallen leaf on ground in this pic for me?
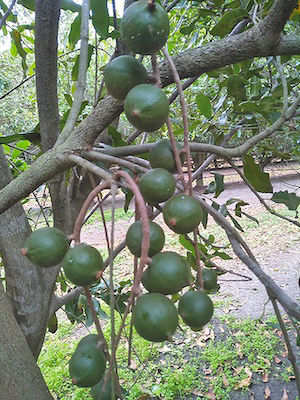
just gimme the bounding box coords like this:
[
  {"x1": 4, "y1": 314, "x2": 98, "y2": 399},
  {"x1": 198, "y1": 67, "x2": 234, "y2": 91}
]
[
  {"x1": 264, "y1": 386, "x2": 271, "y2": 399},
  {"x1": 274, "y1": 356, "x2": 282, "y2": 363},
  {"x1": 277, "y1": 330, "x2": 283, "y2": 337},
  {"x1": 159, "y1": 344, "x2": 171, "y2": 353},
  {"x1": 128, "y1": 359, "x2": 137, "y2": 370},
  {"x1": 235, "y1": 343, "x2": 244, "y2": 359},
  {"x1": 262, "y1": 372, "x2": 269, "y2": 383},
  {"x1": 281, "y1": 388, "x2": 288, "y2": 399},
  {"x1": 208, "y1": 387, "x2": 216, "y2": 399},
  {"x1": 191, "y1": 389, "x2": 205, "y2": 396},
  {"x1": 223, "y1": 374, "x2": 229, "y2": 387},
  {"x1": 219, "y1": 326, "x2": 225, "y2": 333},
  {"x1": 233, "y1": 366, "x2": 243, "y2": 375},
  {"x1": 288, "y1": 376, "x2": 295, "y2": 380},
  {"x1": 234, "y1": 368, "x2": 252, "y2": 390}
]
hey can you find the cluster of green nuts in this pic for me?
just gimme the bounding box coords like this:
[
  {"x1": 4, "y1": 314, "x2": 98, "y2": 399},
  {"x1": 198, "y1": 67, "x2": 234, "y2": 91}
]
[
  {"x1": 20, "y1": 2, "x2": 220, "y2": 396},
  {"x1": 104, "y1": 0, "x2": 170, "y2": 132},
  {"x1": 125, "y1": 138, "x2": 217, "y2": 342}
]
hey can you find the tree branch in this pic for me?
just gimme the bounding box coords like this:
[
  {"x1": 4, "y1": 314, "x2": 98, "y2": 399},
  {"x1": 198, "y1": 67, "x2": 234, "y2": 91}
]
[
  {"x1": 0, "y1": 0, "x2": 17, "y2": 30},
  {"x1": 55, "y1": 0, "x2": 90, "y2": 146}
]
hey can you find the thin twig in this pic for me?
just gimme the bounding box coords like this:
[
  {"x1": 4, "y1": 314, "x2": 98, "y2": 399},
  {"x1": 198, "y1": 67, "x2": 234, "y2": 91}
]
[
  {"x1": 275, "y1": 56, "x2": 289, "y2": 112},
  {"x1": 0, "y1": 0, "x2": 17, "y2": 30},
  {"x1": 84, "y1": 287, "x2": 110, "y2": 360},
  {"x1": 227, "y1": 158, "x2": 300, "y2": 228},
  {"x1": 270, "y1": 298, "x2": 300, "y2": 395},
  {"x1": 72, "y1": 180, "x2": 111, "y2": 244},
  {"x1": 109, "y1": 183, "x2": 118, "y2": 400},
  {"x1": 162, "y1": 47, "x2": 193, "y2": 194}
]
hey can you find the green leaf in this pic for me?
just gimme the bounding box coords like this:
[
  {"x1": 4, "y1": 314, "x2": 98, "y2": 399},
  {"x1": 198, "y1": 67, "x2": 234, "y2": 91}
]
[
  {"x1": 196, "y1": 93, "x2": 212, "y2": 119},
  {"x1": 179, "y1": 235, "x2": 195, "y2": 253},
  {"x1": 228, "y1": 212, "x2": 244, "y2": 232},
  {"x1": 271, "y1": 191, "x2": 300, "y2": 211},
  {"x1": 226, "y1": 75, "x2": 247, "y2": 101},
  {"x1": 69, "y1": 13, "x2": 81, "y2": 49},
  {"x1": 242, "y1": 155, "x2": 273, "y2": 193},
  {"x1": 201, "y1": 207, "x2": 208, "y2": 229},
  {"x1": 71, "y1": 44, "x2": 94, "y2": 81},
  {"x1": 204, "y1": 173, "x2": 225, "y2": 198},
  {"x1": 241, "y1": 211, "x2": 259, "y2": 224},
  {"x1": 18, "y1": 0, "x2": 35, "y2": 11},
  {"x1": 211, "y1": 8, "x2": 249, "y2": 37},
  {"x1": 61, "y1": 0, "x2": 81, "y2": 12},
  {"x1": 0, "y1": 0, "x2": 8, "y2": 11},
  {"x1": 64, "y1": 93, "x2": 73, "y2": 106},
  {"x1": 11, "y1": 29, "x2": 28, "y2": 75},
  {"x1": 108, "y1": 125, "x2": 127, "y2": 147},
  {"x1": 90, "y1": 0, "x2": 109, "y2": 39},
  {"x1": 47, "y1": 313, "x2": 58, "y2": 333},
  {"x1": 124, "y1": 190, "x2": 133, "y2": 213},
  {"x1": 0, "y1": 132, "x2": 40, "y2": 145},
  {"x1": 214, "y1": 173, "x2": 225, "y2": 197}
]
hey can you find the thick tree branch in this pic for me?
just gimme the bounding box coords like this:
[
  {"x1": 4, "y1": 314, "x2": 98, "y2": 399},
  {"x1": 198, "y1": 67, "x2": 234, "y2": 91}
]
[
  {"x1": 35, "y1": 0, "x2": 61, "y2": 151},
  {"x1": 55, "y1": 0, "x2": 90, "y2": 146}
]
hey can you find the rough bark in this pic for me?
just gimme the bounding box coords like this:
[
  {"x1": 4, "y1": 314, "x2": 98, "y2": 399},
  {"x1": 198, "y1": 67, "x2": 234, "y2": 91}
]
[
  {"x1": 0, "y1": 147, "x2": 60, "y2": 358},
  {"x1": 0, "y1": 282, "x2": 53, "y2": 400}
]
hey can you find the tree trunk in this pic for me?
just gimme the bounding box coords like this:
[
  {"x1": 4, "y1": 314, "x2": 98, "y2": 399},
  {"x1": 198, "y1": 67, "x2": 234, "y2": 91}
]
[
  {"x1": 0, "y1": 282, "x2": 53, "y2": 400},
  {"x1": 0, "y1": 147, "x2": 59, "y2": 358}
]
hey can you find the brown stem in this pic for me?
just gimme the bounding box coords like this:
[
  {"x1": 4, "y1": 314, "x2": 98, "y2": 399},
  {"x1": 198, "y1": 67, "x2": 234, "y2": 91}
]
[
  {"x1": 88, "y1": 173, "x2": 111, "y2": 251},
  {"x1": 151, "y1": 54, "x2": 162, "y2": 87},
  {"x1": 166, "y1": 117, "x2": 188, "y2": 192},
  {"x1": 162, "y1": 47, "x2": 193, "y2": 195},
  {"x1": 270, "y1": 298, "x2": 300, "y2": 396},
  {"x1": 113, "y1": 170, "x2": 150, "y2": 349},
  {"x1": 84, "y1": 287, "x2": 110, "y2": 360},
  {"x1": 72, "y1": 180, "x2": 111, "y2": 244},
  {"x1": 193, "y1": 230, "x2": 203, "y2": 289}
]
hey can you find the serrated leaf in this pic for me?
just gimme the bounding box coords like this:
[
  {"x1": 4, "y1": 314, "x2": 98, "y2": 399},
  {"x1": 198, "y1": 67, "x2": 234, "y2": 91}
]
[
  {"x1": 71, "y1": 44, "x2": 94, "y2": 81},
  {"x1": 196, "y1": 93, "x2": 212, "y2": 119},
  {"x1": 69, "y1": 13, "x2": 81, "y2": 49},
  {"x1": 242, "y1": 155, "x2": 273, "y2": 193},
  {"x1": 90, "y1": 0, "x2": 109, "y2": 39},
  {"x1": 271, "y1": 191, "x2": 300, "y2": 211}
]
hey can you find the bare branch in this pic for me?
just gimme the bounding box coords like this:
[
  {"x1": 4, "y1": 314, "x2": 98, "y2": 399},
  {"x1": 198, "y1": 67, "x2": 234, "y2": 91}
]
[{"x1": 0, "y1": 0, "x2": 17, "y2": 30}]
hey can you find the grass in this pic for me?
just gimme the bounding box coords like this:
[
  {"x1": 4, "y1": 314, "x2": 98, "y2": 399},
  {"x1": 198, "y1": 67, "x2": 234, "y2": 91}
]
[{"x1": 39, "y1": 307, "x2": 293, "y2": 400}]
